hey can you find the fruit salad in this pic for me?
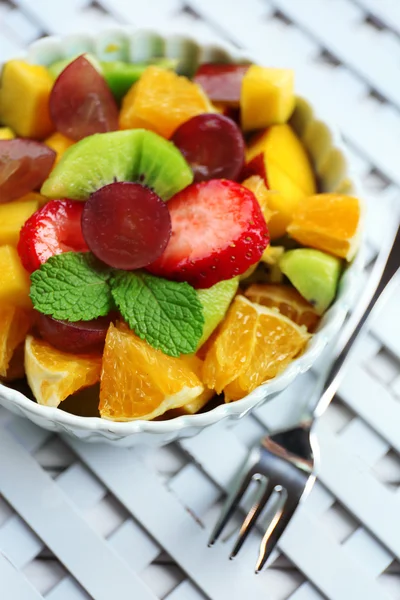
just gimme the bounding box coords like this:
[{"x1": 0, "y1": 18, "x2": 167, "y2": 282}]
[{"x1": 0, "y1": 52, "x2": 363, "y2": 421}]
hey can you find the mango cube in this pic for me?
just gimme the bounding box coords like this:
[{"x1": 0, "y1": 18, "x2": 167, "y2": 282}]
[
  {"x1": 44, "y1": 132, "x2": 74, "y2": 164},
  {"x1": 0, "y1": 199, "x2": 40, "y2": 246},
  {"x1": 0, "y1": 60, "x2": 54, "y2": 139},
  {"x1": 0, "y1": 126, "x2": 15, "y2": 140},
  {"x1": 241, "y1": 66, "x2": 295, "y2": 131},
  {"x1": 0, "y1": 245, "x2": 31, "y2": 308}
]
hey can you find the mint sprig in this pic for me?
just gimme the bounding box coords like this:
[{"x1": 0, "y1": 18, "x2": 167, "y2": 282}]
[
  {"x1": 30, "y1": 252, "x2": 113, "y2": 321},
  {"x1": 110, "y1": 271, "x2": 204, "y2": 357},
  {"x1": 30, "y1": 253, "x2": 204, "y2": 356}
]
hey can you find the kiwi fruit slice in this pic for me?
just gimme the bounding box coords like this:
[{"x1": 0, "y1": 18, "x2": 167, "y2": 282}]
[
  {"x1": 41, "y1": 129, "x2": 193, "y2": 201},
  {"x1": 279, "y1": 248, "x2": 342, "y2": 315},
  {"x1": 197, "y1": 277, "x2": 239, "y2": 348},
  {"x1": 47, "y1": 55, "x2": 177, "y2": 100}
]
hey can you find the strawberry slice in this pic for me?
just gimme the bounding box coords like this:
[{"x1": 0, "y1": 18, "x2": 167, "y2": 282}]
[
  {"x1": 18, "y1": 199, "x2": 88, "y2": 272},
  {"x1": 147, "y1": 180, "x2": 269, "y2": 289}
]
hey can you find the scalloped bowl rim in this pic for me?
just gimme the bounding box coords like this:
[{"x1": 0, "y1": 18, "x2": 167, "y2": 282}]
[{"x1": 0, "y1": 28, "x2": 364, "y2": 438}]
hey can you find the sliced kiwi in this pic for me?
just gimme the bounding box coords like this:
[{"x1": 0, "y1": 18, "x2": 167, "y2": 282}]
[
  {"x1": 47, "y1": 55, "x2": 177, "y2": 100},
  {"x1": 197, "y1": 277, "x2": 239, "y2": 348},
  {"x1": 279, "y1": 248, "x2": 342, "y2": 315},
  {"x1": 41, "y1": 129, "x2": 193, "y2": 201}
]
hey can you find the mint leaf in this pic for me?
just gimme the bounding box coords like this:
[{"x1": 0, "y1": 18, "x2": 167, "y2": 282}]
[
  {"x1": 110, "y1": 271, "x2": 204, "y2": 357},
  {"x1": 30, "y1": 252, "x2": 113, "y2": 321}
]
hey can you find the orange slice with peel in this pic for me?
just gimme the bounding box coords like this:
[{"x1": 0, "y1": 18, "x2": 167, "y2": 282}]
[
  {"x1": 99, "y1": 323, "x2": 204, "y2": 421},
  {"x1": 203, "y1": 295, "x2": 310, "y2": 402},
  {"x1": 244, "y1": 283, "x2": 320, "y2": 331},
  {"x1": 25, "y1": 335, "x2": 101, "y2": 407},
  {"x1": 287, "y1": 193, "x2": 362, "y2": 260}
]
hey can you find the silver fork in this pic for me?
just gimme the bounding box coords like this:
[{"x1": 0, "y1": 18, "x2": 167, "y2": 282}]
[{"x1": 209, "y1": 221, "x2": 400, "y2": 573}]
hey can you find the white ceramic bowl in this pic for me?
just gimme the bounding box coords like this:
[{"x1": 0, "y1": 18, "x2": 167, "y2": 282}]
[{"x1": 0, "y1": 28, "x2": 363, "y2": 446}]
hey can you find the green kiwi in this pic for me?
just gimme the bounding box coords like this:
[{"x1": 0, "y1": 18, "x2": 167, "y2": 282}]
[
  {"x1": 279, "y1": 248, "x2": 342, "y2": 315},
  {"x1": 41, "y1": 129, "x2": 193, "y2": 201},
  {"x1": 197, "y1": 278, "x2": 239, "y2": 348}
]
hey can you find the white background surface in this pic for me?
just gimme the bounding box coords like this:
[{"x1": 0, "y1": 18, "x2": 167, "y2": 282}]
[{"x1": 0, "y1": 0, "x2": 400, "y2": 599}]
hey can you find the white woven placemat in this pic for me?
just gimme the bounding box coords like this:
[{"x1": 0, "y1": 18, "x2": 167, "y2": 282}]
[{"x1": 0, "y1": 1, "x2": 400, "y2": 599}]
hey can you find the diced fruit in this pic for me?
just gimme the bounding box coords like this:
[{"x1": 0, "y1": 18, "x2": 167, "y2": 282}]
[
  {"x1": 36, "y1": 313, "x2": 112, "y2": 353},
  {"x1": 194, "y1": 63, "x2": 249, "y2": 104},
  {"x1": 287, "y1": 193, "x2": 362, "y2": 260},
  {"x1": 203, "y1": 295, "x2": 309, "y2": 401},
  {"x1": 47, "y1": 53, "x2": 102, "y2": 81},
  {"x1": 0, "y1": 139, "x2": 56, "y2": 203},
  {"x1": 101, "y1": 58, "x2": 177, "y2": 101},
  {"x1": 18, "y1": 199, "x2": 88, "y2": 273},
  {"x1": 2, "y1": 342, "x2": 25, "y2": 381},
  {"x1": 260, "y1": 245, "x2": 285, "y2": 283},
  {"x1": 0, "y1": 245, "x2": 31, "y2": 307},
  {"x1": 41, "y1": 129, "x2": 193, "y2": 201},
  {"x1": 99, "y1": 322, "x2": 204, "y2": 421},
  {"x1": 81, "y1": 182, "x2": 171, "y2": 270},
  {"x1": 0, "y1": 198, "x2": 40, "y2": 245},
  {"x1": 244, "y1": 283, "x2": 320, "y2": 331},
  {"x1": 120, "y1": 66, "x2": 213, "y2": 139},
  {"x1": 50, "y1": 56, "x2": 119, "y2": 141},
  {"x1": 242, "y1": 175, "x2": 274, "y2": 225},
  {"x1": 0, "y1": 304, "x2": 33, "y2": 377},
  {"x1": 246, "y1": 125, "x2": 316, "y2": 196},
  {"x1": 241, "y1": 66, "x2": 295, "y2": 131},
  {"x1": 148, "y1": 180, "x2": 270, "y2": 289},
  {"x1": 44, "y1": 132, "x2": 74, "y2": 164},
  {"x1": 0, "y1": 127, "x2": 15, "y2": 140},
  {"x1": 0, "y1": 60, "x2": 54, "y2": 139},
  {"x1": 171, "y1": 113, "x2": 245, "y2": 182},
  {"x1": 25, "y1": 334, "x2": 101, "y2": 407},
  {"x1": 279, "y1": 248, "x2": 342, "y2": 315},
  {"x1": 197, "y1": 277, "x2": 239, "y2": 348},
  {"x1": 173, "y1": 355, "x2": 215, "y2": 415}
]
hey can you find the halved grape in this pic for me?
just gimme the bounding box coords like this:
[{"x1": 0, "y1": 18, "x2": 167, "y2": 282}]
[
  {"x1": 50, "y1": 56, "x2": 119, "y2": 141},
  {"x1": 171, "y1": 114, "x2": 245, "y2": 182},
  {"x1": 0, "y1": 139, "x2": 55, "y2": 203},
  {"x1": 194, "y1": 64, "x2": 249, "y2": 104},
  {"x1": 37, "y1": 313, "x2": 112, "y2": 353},
  {"x1": 81, "y1": 182, "x2": 171, "y2": 270}
]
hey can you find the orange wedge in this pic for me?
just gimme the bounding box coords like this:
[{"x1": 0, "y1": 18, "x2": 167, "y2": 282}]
[
  {"x1": 0, "y1": 304, "x2": 33, "y2": 378},
  {"x1": 99, "y1": 323, "x2": 205, "y2": 421},
  {"x1": 288, "y1": 193, "x2": 362, "y2": 260},
  {"x1": 203, "y1": 295, "x2": 310, "y2": 402},
  {"x1": 25, "y1": 335, "x2": 101, "y2": 407},
  {"x1": 244, "y1": 284, "x2": 320, "y2": 331},
  {"x1": 120, "y1": 66, "x2": 214, "y2": 139}
]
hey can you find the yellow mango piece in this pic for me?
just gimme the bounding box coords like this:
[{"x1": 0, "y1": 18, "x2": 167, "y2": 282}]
[
  {"x1": 0, "y1": 304, "x2": 33, "y2": 378},
  {"x1": 0, "y1": 199, "x2": 40, "y2": 246},
  {"x1": 44, "y1": 132, "x2": 74, "y2": 164},
  {"x1": 15, "y1": 191, "x2": 47, "y2": 207},
  {"x1": 0, "y1": 245, "x2": 31, "y2": 308},
  {"x1": 241, "y1": 66, "x2": 295, "y2": 131},
  {"x1": 266, "y1": 163, "x2": 306, "y2": 239},
  {"x1": 242, "y1": 175, "x2": 275, "y2": 224},
  {"x1": 0, "y1": 126, "x2": 15, "y2": 139},
  {"x1": 0, "y1": 60, "x2": 54, "y2": 139}
]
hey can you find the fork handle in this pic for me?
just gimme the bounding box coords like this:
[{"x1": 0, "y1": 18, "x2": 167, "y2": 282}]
[{"x1": 311, "y1": 221, "x2": 400, "y2": 420}]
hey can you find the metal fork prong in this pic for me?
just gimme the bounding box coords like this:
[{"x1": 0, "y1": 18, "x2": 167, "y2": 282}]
[
  {"x1": 208, "y1": 451, "x2": 261, "y2": 547},
  {"x1": 229, "y1": 481, "x2": 279, "y2": 560},
  {"x1": 255, "y1": 497, "x2": 299, "y2": 574}
]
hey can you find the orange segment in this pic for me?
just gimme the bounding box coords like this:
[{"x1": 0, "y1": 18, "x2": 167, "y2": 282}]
[
  {"x1": 0, "y1": 304, "x2": 33, "y2": 377},
  {"x1": 99, "y1": 323, "x2": 204, "y2": 421},
  {"x1": 119, "y1": 66, "x2": 214, "y2": 139},
  {"x1": 244, "y1": 284, "x2": 320, "y2": 331},
  {"x1": 203, "y1": 295, "x2": 310, "y2": 402},
  {"x1": 287, "y1": 193, "x2": 362, "y2": 260},
  {"x1": 25, "y1": 335, "x2": 101, "y2": 407}
]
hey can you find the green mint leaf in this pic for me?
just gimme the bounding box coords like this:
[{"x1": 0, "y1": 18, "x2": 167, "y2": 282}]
[
  {"x1": 30, "y1": 252, "x2": 113, "y2": 321},
  {"x1": 110, "y1": 271, "x2": 204, "y2": 357}
]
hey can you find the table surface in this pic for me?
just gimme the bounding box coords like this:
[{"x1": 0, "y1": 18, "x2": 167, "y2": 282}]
[{"x1": 0, "y1": 1, "x2": 400, "y2": 599}]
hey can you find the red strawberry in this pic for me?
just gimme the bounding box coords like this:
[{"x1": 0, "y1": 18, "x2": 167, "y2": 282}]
[
  {"x1": 147, "y1": 179, "x2": 269, "y2": 289},
  {"x1": 18, "y1": 199, "x2": 88, "y2": 272}
]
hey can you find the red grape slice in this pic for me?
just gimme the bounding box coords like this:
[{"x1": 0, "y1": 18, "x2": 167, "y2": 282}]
[
  {"x1": 171, "y1": 113, "x2": 245, "y2": 183},
  {"x1": 0, "y1": 139, "x2": 55, "y2": 203},
  {"x1": 194, "y1": 63, "x2": 249, "y2": 104},
  {"x1": 50, "y1": 56, "x2": 119, "y2": 141},
  {"x1": 18, "y1": 199, "x2": 88, "y2": 272},
  {"x1": 81, "y1": 182, "x2": 171, "y2": 270},
  {"x1": 37, "y1": 313, "x2": 111, "y2": 353}
]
